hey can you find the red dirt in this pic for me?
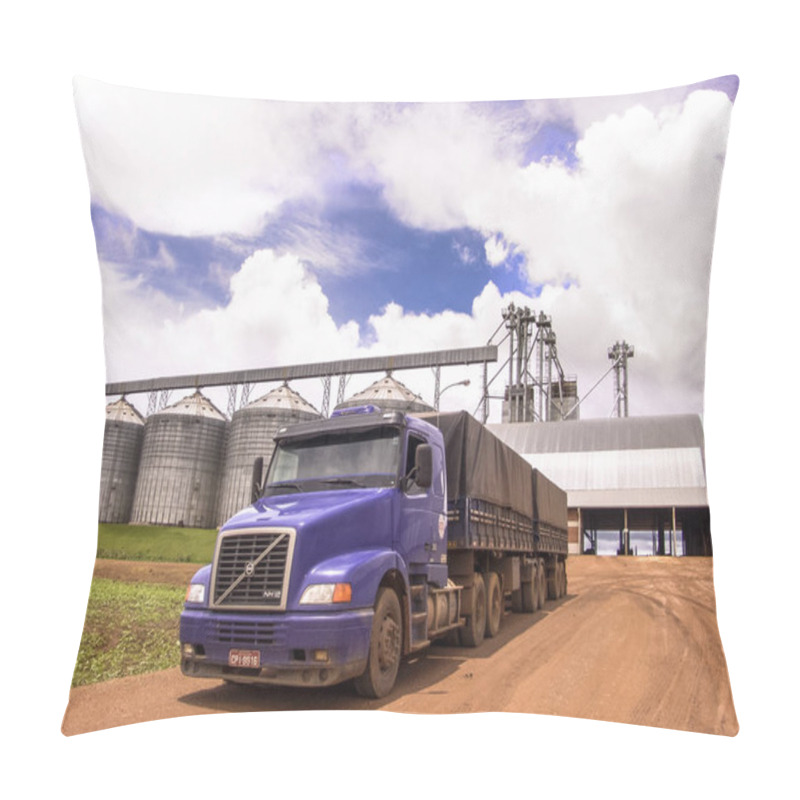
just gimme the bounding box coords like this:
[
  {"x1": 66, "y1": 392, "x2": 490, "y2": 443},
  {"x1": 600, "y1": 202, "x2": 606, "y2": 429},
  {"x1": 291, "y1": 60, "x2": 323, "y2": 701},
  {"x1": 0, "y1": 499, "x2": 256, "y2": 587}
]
[
  {"x1": 90, "y1": 558, "x2": 200, "y2": 586},
  {"x1": 62, "y1": 556, "x2": 737, "y2": 736}
]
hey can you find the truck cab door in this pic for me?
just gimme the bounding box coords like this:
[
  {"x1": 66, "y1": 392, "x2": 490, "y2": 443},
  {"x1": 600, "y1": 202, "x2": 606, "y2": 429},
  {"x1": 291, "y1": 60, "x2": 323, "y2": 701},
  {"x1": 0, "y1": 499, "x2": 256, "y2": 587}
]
[{"x1": 398, "y1": 433, "x2": 447, "y2": 584}]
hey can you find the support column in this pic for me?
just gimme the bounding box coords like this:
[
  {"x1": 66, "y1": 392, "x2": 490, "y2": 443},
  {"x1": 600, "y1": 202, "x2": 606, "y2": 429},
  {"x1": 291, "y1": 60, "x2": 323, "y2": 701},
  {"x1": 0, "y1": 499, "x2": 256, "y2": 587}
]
[
  {"x1": 321, "y1": 376, "x2": 332, "y2": 417},
  {"x1": 336, "y1": 375, "x2": 347, "y2": 407},
  {"x1": 481, "y1": 361, "x2": 489, "y2": 423},
  {"x1": 623, "y1": 508, "x2": 629, "y2": 556},
  {"x1": 671, "y1": 506, "x2": 678, "y2": 557}
]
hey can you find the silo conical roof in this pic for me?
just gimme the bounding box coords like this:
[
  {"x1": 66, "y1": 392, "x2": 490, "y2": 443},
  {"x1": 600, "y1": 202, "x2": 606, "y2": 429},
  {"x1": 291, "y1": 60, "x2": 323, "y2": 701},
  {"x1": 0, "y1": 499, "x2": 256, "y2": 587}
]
[
  {"x1": 159, "y1": 389, "x2": 226, "y2": 420},
  {"x1": 244, "y1": 383, "x2": 319, "y2": 415},
  {"x1": 336, "y1": 373, "x2": 434, "y2": 413},
  {"x1": 105, "y1": 397, "x2": 144, "y2": 425}
]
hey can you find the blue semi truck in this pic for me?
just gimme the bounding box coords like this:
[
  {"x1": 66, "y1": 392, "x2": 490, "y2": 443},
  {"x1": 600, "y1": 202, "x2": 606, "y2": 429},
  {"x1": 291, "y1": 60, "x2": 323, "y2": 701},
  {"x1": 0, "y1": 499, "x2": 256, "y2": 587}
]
[{"x1": 180, "y1": 407, "x2": 568, "y2": 698}]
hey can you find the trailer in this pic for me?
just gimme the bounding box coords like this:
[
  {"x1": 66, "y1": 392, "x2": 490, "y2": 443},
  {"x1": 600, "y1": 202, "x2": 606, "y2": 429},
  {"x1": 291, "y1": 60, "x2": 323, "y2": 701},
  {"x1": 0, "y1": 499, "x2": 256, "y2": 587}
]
[
  {"x1": 420, "y1": 411, "x2": 568, "y2": 645},
  {"x1": 180, "y1": 407, "x2": 568, "y2": 697}
]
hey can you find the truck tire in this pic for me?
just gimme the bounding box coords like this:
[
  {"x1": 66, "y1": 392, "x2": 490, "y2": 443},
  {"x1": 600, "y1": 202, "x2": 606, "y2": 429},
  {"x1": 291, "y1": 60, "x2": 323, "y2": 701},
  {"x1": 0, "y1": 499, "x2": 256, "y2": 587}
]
[
  {"x1": 354, "y1": 587, "x2": 402, "y2": 698},
  {"x1": 547, "y1": 562, "x2": 558, "y2": 600},
  {"x1": 537, "y1": 561, "x2": 547, "y2": 608},
  {"x1": 484, "y1": 571, "x2": 502, "y2": 638},
  {"x1": 459, "y1": 572, "x2": 486, "y2": 647},
  {"x1": 521, "y1": 573, "x2": 536, "y2": 612},
  {"x1": 533, "y1": 562, "x2": 543, "y2": 611},
  {"x1": 517, "y1": 562, "x2": 536, "y2": 613}
]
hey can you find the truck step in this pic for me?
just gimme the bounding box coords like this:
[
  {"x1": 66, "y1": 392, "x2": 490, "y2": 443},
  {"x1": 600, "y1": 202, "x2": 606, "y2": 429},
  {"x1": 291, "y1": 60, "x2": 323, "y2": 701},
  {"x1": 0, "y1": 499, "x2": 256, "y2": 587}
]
[{"x1": 409, "y1": 583, "x2": 427, "y2": 613}]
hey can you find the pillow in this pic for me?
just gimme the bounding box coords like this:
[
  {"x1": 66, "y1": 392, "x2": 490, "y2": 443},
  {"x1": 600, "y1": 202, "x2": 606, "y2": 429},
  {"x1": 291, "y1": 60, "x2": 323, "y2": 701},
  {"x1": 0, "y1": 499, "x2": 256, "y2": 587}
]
[{"x1": 65, "y1": 75, "x2": 738, "y2": 737}]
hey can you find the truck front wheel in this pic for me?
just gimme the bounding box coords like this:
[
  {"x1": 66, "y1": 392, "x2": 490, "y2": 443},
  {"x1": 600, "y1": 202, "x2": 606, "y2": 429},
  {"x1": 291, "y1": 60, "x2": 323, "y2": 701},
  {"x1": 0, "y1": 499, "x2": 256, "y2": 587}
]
[{"x1": 354, "y1": 587, "x2": 402, "y2": 698}]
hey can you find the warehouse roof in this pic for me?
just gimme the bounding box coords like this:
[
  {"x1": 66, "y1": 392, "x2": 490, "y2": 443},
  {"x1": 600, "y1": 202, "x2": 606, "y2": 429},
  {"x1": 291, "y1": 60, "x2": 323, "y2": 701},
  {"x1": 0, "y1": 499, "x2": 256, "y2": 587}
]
[{"x1": 488, "y1": 414, "x2": 707, "y2": 509}]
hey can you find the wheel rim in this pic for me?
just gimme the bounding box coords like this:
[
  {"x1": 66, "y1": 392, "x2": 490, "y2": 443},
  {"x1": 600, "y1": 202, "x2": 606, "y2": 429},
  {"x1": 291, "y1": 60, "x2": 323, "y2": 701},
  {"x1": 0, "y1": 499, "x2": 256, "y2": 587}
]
[
  {"x1": 475, "y1": 580, "x2": 486, "y2": 631},
  {"x1": 491, "y1": 584, "x2": 501, "y2": 620},
  {"x1": 377, "y1": 612, "x2": 401, "y2": 673}
]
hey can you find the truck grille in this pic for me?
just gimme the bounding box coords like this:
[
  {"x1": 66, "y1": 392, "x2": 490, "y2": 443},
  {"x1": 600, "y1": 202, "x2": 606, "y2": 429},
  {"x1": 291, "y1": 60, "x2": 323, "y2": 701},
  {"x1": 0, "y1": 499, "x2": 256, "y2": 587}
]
[
  {"x1": 211, "y1": 528, "x2": 295, "y2": 610},
  {"x1": 210, "y1": 618, "x2": 287, "y2": 647}
]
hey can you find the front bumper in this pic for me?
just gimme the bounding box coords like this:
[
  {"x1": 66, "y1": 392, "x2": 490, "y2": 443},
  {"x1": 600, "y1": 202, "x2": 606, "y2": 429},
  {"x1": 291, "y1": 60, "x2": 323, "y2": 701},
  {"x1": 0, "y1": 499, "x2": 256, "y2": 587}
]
[{"x1": 180, "y1": 607, "x2": 373, "y2": 688}]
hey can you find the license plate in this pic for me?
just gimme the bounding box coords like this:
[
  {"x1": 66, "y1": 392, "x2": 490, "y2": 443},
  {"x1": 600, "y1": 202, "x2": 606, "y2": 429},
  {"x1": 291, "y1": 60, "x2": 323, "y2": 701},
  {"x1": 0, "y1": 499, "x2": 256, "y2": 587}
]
[{"x1": 228, "y1": 649, "x2": 260, "y2": 668}]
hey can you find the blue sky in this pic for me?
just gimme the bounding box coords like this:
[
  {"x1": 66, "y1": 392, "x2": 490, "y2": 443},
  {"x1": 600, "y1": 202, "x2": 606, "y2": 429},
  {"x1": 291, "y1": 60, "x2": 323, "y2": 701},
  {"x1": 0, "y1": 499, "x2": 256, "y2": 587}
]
[
  {"x1": 76, "y1": 76, "x2": 738, "y2": 419},
  {"x1": 91, "y1": 184, "x2": 528, "y2": 333}
]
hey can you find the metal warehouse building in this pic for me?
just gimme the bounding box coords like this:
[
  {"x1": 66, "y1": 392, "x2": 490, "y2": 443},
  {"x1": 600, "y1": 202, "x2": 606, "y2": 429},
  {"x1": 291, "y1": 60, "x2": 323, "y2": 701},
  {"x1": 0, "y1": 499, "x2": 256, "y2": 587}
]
[{"x1": 489, "y1": 414, "x2": 711, "y2": 557}]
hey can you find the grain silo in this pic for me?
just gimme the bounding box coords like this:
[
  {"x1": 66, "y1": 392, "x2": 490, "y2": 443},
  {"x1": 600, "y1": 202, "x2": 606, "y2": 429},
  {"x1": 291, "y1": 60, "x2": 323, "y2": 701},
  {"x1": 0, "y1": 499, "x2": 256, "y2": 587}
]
[
  {"x1": 335, "y1": 373, "x2": 434, "y2": 414},
  {"x1": 216, "y1": 383, "x2": 321, "y2": 524},
  {"x1": 99, "y1": 397, "x2": 144, "y2": 523},
  {"x1": 131, "y1": 390, "x2": 227, "y2": 529}
]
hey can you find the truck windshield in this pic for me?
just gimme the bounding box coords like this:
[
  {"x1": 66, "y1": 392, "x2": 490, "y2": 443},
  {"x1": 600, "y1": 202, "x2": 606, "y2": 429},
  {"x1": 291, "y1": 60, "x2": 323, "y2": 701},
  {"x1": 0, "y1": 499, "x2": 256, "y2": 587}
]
[{"x1": 264, "y1": 427, "x2": 401, "y2": 494}]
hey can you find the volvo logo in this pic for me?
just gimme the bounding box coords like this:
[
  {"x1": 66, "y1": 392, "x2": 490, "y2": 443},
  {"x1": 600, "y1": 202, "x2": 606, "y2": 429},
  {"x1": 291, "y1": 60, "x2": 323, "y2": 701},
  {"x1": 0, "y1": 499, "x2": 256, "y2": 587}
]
[{"x1": 244, "y1": 561, "x2": 255, "y2": 577}]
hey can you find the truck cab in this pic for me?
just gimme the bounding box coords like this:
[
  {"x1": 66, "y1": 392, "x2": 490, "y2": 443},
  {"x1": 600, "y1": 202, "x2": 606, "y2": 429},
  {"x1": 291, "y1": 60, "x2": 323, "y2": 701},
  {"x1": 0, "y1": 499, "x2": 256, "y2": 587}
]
[{"x1": 180, "y1": 406, "x2": 462, "y2": 697}]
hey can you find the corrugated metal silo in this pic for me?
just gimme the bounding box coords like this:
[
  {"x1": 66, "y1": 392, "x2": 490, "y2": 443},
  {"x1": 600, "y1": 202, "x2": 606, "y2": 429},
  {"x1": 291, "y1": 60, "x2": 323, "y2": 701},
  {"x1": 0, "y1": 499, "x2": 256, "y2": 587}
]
[
  {"x1": 335, "y1": 373, "x2": 434, "y2": 414},
  {"x1": 131, "y1": 390, "x2": 227, "y2": 529},
  {"x1": 99, "y1": 397, "x2": 144, "y2": 523},
  {"x1": 216, "y1": 384, "x2": 321, "y2": 524}
]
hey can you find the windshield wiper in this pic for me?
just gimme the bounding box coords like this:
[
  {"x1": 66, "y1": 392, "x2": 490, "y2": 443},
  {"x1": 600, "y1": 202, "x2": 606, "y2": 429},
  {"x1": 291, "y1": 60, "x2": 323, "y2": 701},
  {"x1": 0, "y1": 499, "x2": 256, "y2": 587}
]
[
  {"x1": 319, "y1": 477, "x2": 367, "y2": 488},
  {"x1": 265, "y1": 481, "x2": 305, "y2": 494}
]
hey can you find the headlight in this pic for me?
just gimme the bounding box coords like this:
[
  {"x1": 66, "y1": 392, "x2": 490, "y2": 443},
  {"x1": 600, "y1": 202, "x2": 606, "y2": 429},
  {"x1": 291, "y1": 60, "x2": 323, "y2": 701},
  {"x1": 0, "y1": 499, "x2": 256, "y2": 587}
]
[
  {"x1": 299, "y1": 583, "x2": 352, "y2": 604},
  {"x1": 185, "y1": 583, "x2": 206, "y2": 604}
]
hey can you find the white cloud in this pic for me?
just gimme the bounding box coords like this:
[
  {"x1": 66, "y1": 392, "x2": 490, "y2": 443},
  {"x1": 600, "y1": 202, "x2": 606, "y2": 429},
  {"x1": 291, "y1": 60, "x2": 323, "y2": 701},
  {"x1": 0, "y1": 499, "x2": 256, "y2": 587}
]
[
  {"x1": 104, "y1": 254, "x2": 533, "y2": 420},
  {"x1": 89, "y1": 83, "x2": 734, "y2": 419},
  {"x1": 102, "y1": 249, "x2": 360, "y2": 383},
  {"x1": 355, "y1": 89, "x2": 734, "y2": 417},
  {"x1": 74, "y1": 79, "x2": 339, "y2": 237},
  {"x1": 484, "y1": 233, "x2": 509, "y2": 267}
]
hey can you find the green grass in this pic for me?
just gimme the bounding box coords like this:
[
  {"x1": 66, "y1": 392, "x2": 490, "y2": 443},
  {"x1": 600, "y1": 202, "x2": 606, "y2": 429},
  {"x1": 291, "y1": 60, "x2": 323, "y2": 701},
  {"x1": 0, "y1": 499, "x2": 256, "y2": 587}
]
[
  {"x1": 97, "y1": 523, "x2": 217, "y2": 563},
  {"x1": 72, "y1": 578, "x2": 186, "y2": 687}
]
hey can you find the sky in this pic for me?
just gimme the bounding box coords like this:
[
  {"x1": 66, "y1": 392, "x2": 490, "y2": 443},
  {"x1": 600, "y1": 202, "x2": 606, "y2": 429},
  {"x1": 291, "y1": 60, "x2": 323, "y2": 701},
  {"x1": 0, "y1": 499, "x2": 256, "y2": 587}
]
[{"x1": 74, "y1": 75, "x2": 738, "y2": 421}]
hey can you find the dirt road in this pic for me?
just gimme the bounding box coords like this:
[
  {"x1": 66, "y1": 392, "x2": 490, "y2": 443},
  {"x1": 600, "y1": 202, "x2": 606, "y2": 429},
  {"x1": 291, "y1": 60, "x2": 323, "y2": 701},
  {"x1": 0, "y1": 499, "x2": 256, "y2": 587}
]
[{"x1": 62, "y1": 556, "x2": 737, "y2": 736}]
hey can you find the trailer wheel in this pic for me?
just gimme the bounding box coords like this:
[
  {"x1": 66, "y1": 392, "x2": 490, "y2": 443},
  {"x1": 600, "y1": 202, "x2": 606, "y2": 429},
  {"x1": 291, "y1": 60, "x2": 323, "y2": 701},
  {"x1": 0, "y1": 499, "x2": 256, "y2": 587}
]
[
  {"x1": 518, "y1": 562, "x2": 536, "y2": 613},
  {"x1": 484, "y1": 572, "x2": 502, "y2": 638},
  {"x1": 537, "y1": 561, "x2": 547, "y2": 608},
  {"x1": 354, "y1": 587, "x2": 402, "y2": 698},
  {"x1": 459, "y1": 572, "x2": 486, "y2": 647},
  {"x1": 547, "y1": 562, "x2": 558, "y2": 600},
  {"x1": 521, "y1": 574, "x2": 536, "y2": 612},
  {"x1": 533, "y1": 562, "x2": 543, "y2": 611}
]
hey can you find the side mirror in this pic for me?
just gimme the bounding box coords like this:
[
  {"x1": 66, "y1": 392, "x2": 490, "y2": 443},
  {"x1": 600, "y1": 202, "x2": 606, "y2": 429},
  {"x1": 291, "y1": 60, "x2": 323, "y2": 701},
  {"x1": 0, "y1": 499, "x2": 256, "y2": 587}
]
[
  {"x1": 251, "y1": 457, "x2": 264, "y2": 504},
  {"x1": 414, "y1": 444, "x2": 433, "y2": 489}
]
